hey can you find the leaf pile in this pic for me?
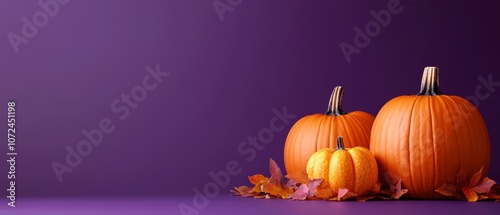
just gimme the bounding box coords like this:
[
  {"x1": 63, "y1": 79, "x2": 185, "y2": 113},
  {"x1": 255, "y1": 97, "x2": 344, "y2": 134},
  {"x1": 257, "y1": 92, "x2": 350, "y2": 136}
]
[
  {"x1": 435, "y1": 166, "x2": 499, "y2": 202},
  {"x1": 231, "y1": 158, "x2": 408, "y2": 201}
]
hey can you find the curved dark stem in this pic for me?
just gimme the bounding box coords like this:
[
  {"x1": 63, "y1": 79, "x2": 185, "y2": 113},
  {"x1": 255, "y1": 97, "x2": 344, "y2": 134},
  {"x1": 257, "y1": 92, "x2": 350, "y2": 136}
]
[
  {"x1": 417, "y1": 66, "x2": 442, "y2": 96},
  {"x1": 336, "y1": 136, "x2": 346, "y2": 150},
  {"x1": 326, "y1": 86, "x2": 347, "y2": 116}
]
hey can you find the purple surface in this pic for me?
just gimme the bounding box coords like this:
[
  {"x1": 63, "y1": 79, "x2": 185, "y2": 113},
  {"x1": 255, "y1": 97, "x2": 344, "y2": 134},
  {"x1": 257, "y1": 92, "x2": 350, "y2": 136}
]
[
  {"x1": 0, "y1": 197, "x2": 500, "y2": 215},
  {"x1": 0, "y1": 0, "x2": 499, "y2": 212}
]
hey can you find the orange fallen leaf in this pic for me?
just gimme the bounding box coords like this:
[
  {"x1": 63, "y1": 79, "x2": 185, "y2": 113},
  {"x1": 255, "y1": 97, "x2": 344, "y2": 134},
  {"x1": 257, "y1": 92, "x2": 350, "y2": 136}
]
[
  {"x1": 435, "y1": 166, "x2": 497, "y2": 202},
  {"x1": 315, "y1": 180, "x2": 334, "y2": 200},
  {"x1": 285, "y1": 170, "x2": 308, "y2": 185},
  {"x1": 248, "y1": 174, "x2": 268, "y2": 185}
]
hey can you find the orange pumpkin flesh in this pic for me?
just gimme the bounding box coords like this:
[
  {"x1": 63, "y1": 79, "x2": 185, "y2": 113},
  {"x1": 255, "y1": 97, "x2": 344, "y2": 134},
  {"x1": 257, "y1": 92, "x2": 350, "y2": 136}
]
[
  {"x1": 306, "y1": 136, "x2": 378, "y2": 195},
  {"x1": 284, "y1": 86, "x2": 375, "y2": 175},
  {"x1": 370, "y1": 67, "x2": 490, "y2": 199}
]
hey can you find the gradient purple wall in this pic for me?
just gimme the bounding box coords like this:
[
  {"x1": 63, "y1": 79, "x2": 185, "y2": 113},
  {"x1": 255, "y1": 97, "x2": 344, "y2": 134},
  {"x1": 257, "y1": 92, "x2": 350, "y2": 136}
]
[{"x1": 0, "y1": 0, "x2": 499, "y2": 198}]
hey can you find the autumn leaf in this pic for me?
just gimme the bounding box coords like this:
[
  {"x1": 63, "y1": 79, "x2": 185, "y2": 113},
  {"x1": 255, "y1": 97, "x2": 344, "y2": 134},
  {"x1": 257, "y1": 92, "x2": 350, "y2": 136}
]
[
  {"x1": 435, "y1": 166, "x2": 497, "y2": 202},
  {"x1": 269, "y1": 158, "x2": 283, "y2": 186},
  {"x1": 248, "y1": 174, "x2": 268, "y2": 185},
  {"x1": 307, "y1": 179, "x2": 323, "y2": 197},
  {"x1": 456, "y1": 167, "x2": 468, "y2": 187},
  {"x1": 262, "y1": 183, "x2": 282, "y2": 196},
  {"x1": 290, "y1": 184, "x2": 309, "y2": 200},
  {"x1": 471, "y1": 177, "x2": 496, "y2": 194},
  {"x1": 390, "y1": 179, "x2": 408, "y2": 199},
  {"x1": 285, "y1": 179, "x2": 298, "y2": 190},
  {"x1": 285, "y1": 170, "x2": 308, "y2": 184},
  {"x1": 315, "y1": 180, "x2": 334, "y2": 200},
  {"x1": 233, "y1": 157, "x2": 415, "y2": 201},
  {"x1": 252, "y1": 182, "x2": 265, "y2": 193},
  {"x1": 356, "y1": 196, "x2": 376, "y2": 202},
  {"x1": 230, "y1": 186, "x2": 253, "y2": 197},
  {"x1": 464, "y1": 174, "x2": 496, "y2": 202},
  {"x1": 462, "y1": 187, "x2": 478, "y2": 202},
  {"x1": 334, "y1": 188, "x2": 357, "y2": 201},
  {"x1": 372, "y1": 182, "x2": 381, "y2": 193},
  {"x1": 486, "y1": 184, "x2": 500, "y2": 201},
  {"x1": 469, "y1": 167, "x2": 483, "y2": 187},
  {"x1": 435, "y1": 182, "x2": 462, "y2": 199}
]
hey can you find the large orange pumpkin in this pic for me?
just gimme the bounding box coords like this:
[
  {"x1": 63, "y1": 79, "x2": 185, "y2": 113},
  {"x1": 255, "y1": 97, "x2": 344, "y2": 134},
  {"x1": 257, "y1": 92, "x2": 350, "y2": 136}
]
[
  {"x1": 307, "y1": 136, "x2": 378, "y2": 195},
  {"x1": 284, "y1": 86, "x2": 375, "y2": 175},
  {"x1": 370, "y1": 67, "x2": 490, "y2": 199}
]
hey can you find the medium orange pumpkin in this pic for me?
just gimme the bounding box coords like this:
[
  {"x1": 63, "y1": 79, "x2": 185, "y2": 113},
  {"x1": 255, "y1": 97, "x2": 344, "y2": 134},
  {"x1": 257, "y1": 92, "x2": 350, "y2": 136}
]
[
  {"x1": 306, "y1": 136, "x2": 378, "y2": 195},
  {"x1": 284, "y1": 86, "x2": 375, "y2": 175},
  {"x1": 370, "y1": 67, "x2": 490, "y2": 199}
]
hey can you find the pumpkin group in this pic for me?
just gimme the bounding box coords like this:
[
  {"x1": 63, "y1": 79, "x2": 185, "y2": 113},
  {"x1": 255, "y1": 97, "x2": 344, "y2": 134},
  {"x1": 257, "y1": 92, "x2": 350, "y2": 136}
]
[
  {"x1": 370, "y1": 67, "x2": 491, "y2": 199},
  {"x1": 307, "y1": 136, "x2": 378, "y2": 195},
  {"x1": 284, "y1": 86, "x2": 375, "y2": 175}
]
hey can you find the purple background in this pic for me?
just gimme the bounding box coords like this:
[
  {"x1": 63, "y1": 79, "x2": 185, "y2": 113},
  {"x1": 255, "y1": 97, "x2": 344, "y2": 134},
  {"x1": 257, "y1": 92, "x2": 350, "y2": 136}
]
[{"x1": 1, "y1": 0, "x2": 500, "y2": 213}]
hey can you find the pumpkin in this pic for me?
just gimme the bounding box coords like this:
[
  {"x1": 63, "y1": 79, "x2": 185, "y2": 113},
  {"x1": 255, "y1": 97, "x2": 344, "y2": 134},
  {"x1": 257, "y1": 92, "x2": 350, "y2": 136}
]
[
  {"x1": 284, "y1": 86, "x2": 375, "y2": 175},
  {"x1": 306, "y1": 136, "x2": 378, "y2": 195},
  {"x1": 370, "y1": 66, "x2": 490, "y2": 199}
]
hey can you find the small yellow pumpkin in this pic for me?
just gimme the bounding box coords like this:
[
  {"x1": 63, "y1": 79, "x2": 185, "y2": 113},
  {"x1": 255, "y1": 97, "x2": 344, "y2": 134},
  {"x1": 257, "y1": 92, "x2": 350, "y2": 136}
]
[{"x1": 306, "y1": 136, "x2": 378, "y2": 195}]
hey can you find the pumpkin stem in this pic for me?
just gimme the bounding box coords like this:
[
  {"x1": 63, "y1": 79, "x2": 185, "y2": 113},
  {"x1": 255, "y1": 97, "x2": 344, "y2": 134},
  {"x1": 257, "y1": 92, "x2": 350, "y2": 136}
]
[
  {"x1": 417, "y1": 66, "x2": 442, "y2": 96},
  {"x1": 326, "y1": 86, "x2": 347, "y2": 116},
  {"x1": 336, "y1": 136, "x2": 346, "y2": 150}
]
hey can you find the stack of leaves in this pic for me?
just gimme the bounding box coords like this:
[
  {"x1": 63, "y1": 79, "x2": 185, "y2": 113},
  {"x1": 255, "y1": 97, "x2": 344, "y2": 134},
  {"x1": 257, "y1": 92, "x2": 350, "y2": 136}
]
[
  {"x1": 231, "y1": 159, "x2": 408, "y2": 201},
  {"x1": 435, "y1": 167, "x2": 500, "y2": 202}
]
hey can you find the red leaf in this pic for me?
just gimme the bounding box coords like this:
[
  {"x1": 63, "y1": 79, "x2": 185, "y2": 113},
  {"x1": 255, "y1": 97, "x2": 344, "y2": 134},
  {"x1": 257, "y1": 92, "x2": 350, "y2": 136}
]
[
  {"x1": 456, "y1": 167, "x2": 468, "y2": 187},
  {"x1": 290, "y1": 184, "x2": 309, "y2": 200},
  {"x1": 469, "y1": 167, "x2": 483, "y2": 187},
  {"x1": 462, "y1": 187, "x2": 479, "y2": 202},
  {"x1": 471, "y1": 177, "x2": 496, "y2": 194},
  {"x1": 269, "y1": 159, "x2": 283, "y2": 186}
]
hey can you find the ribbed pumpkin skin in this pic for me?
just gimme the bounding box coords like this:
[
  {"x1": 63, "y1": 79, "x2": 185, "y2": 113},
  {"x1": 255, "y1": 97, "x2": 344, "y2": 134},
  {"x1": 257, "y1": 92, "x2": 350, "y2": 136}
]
[
  {"x1": 370, "y1": 67, "x2": 490, "y2": 199},
  {"x1": 306, "y1": 142, "x2": 378, "y2": 195},
  {"x1": 284, "y1": 112, "x2": 374, "y2": 175}
]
